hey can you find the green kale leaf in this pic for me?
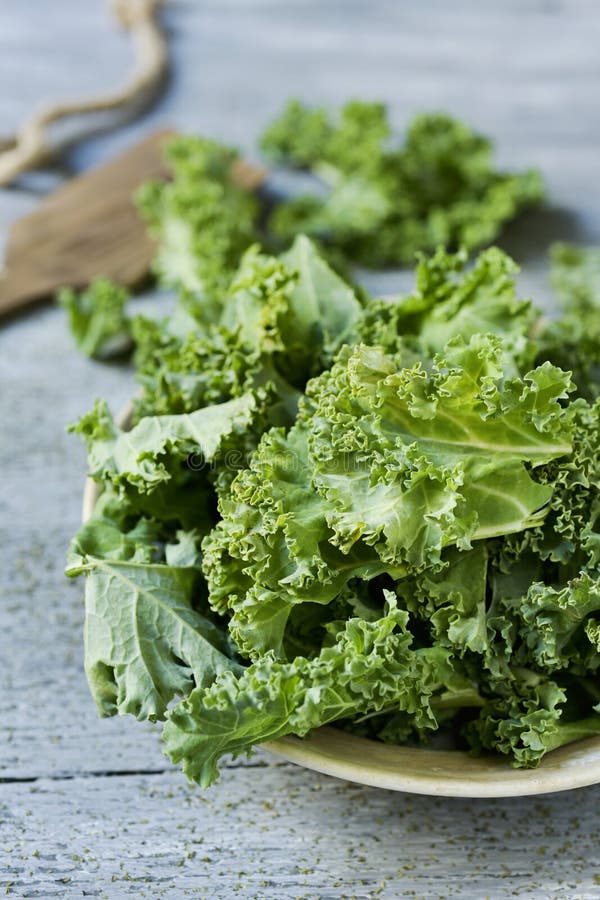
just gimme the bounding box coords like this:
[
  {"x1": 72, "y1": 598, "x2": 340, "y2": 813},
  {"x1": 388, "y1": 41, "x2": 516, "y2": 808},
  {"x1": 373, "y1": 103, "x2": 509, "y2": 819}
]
[
  {"x1": 137, "y1": 135, "x2": 259, "y2": 296},
  {"x1": 535, "y1": 244, "x2": 600, "y2": 400},
  {"x1": 58, "y1": 278, "x2": 132, "y2": 360},
  {"x1": 131, "y1": 236, "x2": 362, "y2": 420},
  {"x1": 163, "y1": 596, "x2": 472, "y2": 786},
  {"x1": 68, "y1": 555, "x2": 240, "y2": 721},
  {"x1": 261, "y1": 101, "x2": 543, "y2": 267},
  {"x1": 204, "y1": 333, "x2": 573, "y2": 659}
]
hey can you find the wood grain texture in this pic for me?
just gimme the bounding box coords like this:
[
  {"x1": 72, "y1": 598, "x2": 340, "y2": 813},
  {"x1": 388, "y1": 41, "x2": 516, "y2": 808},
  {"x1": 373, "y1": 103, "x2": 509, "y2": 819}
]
[
  {"x1": 0, "y1": 130, "x2": 173, "y2": 316},
  {"x1": 3, "y1": 768, "x2": 600, "y2": 899},
  {"x1": 2, "y1": 0, "x2": 600, "y2": 897}
]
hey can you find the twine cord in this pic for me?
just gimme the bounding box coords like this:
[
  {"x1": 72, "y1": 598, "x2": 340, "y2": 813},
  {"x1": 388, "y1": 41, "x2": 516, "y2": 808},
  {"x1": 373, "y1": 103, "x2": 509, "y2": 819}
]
[{"x1": 0, "y1": 0, "x2": 168, "y2": 186}]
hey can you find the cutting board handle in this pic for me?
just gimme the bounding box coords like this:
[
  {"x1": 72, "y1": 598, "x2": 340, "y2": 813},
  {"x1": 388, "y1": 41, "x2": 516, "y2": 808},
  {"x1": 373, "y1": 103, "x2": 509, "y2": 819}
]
[
  {"x1": 0, "y1": 129, "x2": 268, "y2": 320},
  {"x1": 0, "y1": 129, "x2": 176, "y2": 319}
]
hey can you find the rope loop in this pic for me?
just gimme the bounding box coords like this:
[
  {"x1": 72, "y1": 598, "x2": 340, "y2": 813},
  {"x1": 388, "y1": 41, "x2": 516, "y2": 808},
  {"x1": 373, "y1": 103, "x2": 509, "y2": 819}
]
[{"x1": 0, "y1": 0, "x2": 168, "y2": 186}]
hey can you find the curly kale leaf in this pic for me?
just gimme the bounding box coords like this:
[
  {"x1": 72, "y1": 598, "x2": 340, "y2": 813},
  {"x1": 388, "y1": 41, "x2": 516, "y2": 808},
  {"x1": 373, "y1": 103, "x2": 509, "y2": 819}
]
[
  {"x1": 500, "y1": 398, "x2": 600, "y2": 569},
  {"x1": 357, "y1": 247, "x2": 538, "y2": 366},
  {"x1": 397, "y1": 543, "x2": 489, "y2": 655},
  {"x1": 58, "y1": 279, "x2": 132, "y2": 360},
  {"x1": 70, "y1": 391, "x2": 270, "y2": 526},
  {"x1": 261, "y1": 99, "x2": 390, "y2": 174},
  {"x1": 202, "y1": 423, "x2": 362, "y2": 657},
  {"x1": 550, "y1": 242, "x2": 600, "y2": 307},
  {"x1": 261, "y1": 101, "x2": 543, "y2": 267},
  {"x1": 203, "y1": 335, "x2": 573, "y2": 658},
  {"x1": 68, "y1": 555, "x2": 241, "y2": 721},
  {"x1": 465, "y1": 675, "x2": 600, "y2": 767},
  {"x1": 219, "y1": 235, "x2": 363, "y2": 387},
  {"x1": 67, "y1": 491, "x2": 165, "y2": 569},
  {"x1": 163, "y1": 596, "x2": 472, "y2": 786},
  {"x1": 137, "y1": 135, "x2": 259, "y2": 296},
  {"x1": 535, "y1": 244, "x2": 600, "y2": 400},
  {"x1": 307, "y1": 337, "x2": 572, "y2": 564},
  {"x1": 499, "y1": 573, "x2": 600, "y2": 674},
  {"x1": 67, "y1": 491, "x2": 241, "y2": 723},
  {"x1": 132, "y1": 236, "x2": 362, "y2": 420}
]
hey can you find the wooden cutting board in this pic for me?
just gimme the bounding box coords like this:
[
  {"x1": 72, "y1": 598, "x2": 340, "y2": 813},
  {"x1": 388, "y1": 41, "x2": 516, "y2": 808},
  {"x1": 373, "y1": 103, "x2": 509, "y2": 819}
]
[{"x1": 0, "y1": 129, "x2": 266, "y2": 318}]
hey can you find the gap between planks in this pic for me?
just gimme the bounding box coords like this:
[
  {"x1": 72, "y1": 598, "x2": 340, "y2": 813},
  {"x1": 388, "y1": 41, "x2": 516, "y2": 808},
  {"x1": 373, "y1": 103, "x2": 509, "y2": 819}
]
[{"x1": 0, "y1": 758, "x2": 291, "y2": 786}]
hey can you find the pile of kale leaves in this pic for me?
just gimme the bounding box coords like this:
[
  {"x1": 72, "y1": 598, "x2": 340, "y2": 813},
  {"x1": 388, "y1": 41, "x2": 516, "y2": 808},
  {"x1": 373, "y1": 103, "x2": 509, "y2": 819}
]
[{"x1": 65, "y1": 102, "x2": 600, "y2": 786}]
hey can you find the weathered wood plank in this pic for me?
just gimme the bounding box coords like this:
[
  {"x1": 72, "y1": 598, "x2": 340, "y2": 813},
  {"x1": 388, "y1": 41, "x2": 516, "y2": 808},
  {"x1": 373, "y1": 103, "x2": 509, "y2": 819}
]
[
  {"x1": 2, "y1": 767, "x2": 600, "y2": 899},
  {"x1": 0, "y1": 131, "x2": 176, "y2": 317},
  {"x1": 0, "y1": 192, "x2": 38, "y2": 257},
  {"x1": 2, "y1": 0, "x2": 600, "y2": 896}
]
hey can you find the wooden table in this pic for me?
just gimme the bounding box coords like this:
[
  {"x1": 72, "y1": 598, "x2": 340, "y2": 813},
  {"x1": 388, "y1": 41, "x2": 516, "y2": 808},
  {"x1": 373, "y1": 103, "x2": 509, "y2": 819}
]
[{"x1": 2, "y1": 2, "x2": 600, "y2": 896}]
